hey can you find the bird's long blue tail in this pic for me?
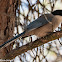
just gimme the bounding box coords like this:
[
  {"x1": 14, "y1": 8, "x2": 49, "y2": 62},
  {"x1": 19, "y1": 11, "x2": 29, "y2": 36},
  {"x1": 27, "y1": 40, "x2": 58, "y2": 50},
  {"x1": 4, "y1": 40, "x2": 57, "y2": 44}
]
[{"x1": 0, "y1": 31, "x2": 26, "y2": 48}]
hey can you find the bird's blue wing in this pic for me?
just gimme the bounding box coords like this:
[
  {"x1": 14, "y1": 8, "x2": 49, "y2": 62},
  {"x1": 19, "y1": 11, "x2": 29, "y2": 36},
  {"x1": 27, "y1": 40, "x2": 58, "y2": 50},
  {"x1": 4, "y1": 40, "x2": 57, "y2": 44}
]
[
  {"x1": 26, "y1": 14, "x2": 54, "y2": 31},
  {"x1": 0, "y1": 14, "x2": 54, "y2": 48}
]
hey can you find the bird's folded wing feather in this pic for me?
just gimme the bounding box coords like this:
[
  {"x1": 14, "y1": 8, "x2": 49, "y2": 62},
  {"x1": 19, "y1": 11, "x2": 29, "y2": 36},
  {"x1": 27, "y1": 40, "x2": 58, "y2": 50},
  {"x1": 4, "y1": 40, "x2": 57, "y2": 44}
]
[{"x1": 25, "y1": 14, "x2": 54, "y2": 31}]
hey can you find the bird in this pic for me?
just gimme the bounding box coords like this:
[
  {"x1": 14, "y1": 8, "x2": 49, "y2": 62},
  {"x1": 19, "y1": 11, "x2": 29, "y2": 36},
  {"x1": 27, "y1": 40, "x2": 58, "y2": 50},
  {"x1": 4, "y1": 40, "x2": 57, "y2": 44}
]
[{"x1": 0, "y1": 10, "x2": 62, "y2": 48}]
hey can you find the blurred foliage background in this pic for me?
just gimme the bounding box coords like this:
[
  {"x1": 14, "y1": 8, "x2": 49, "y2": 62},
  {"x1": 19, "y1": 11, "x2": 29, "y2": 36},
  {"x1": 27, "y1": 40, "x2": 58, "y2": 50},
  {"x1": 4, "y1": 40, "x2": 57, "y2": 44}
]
[{"x1": 9, "y1": 0, "x2": 62, "y2": 62}]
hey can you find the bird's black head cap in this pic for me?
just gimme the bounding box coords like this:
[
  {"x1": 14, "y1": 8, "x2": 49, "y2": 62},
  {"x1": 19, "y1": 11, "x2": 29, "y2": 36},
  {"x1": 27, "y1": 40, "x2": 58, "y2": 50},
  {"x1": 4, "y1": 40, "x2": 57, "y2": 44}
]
[{"x1": 51, "y1": 10, "x2": 62, "y2": 16}]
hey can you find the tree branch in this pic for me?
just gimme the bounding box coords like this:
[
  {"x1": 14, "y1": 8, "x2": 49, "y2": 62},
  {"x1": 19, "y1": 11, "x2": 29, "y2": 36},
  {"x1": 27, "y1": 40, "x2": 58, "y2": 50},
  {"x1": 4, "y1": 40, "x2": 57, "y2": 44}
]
[{"x1": 4, "y1": 31, "x2": 62, "y2": 59}]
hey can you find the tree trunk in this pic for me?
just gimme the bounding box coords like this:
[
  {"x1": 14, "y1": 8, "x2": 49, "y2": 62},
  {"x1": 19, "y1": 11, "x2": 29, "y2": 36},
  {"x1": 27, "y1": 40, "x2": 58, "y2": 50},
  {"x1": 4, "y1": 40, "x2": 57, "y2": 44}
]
[{"x1": 0, "y1": 0, "x2": 16, "y2": 60}]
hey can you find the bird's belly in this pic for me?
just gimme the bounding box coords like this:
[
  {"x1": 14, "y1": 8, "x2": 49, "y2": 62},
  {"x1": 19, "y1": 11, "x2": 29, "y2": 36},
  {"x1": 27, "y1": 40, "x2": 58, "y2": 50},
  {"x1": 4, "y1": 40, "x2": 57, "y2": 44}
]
[{"x1": 33, "y1": 23, "x2": 53, "y2": 37}]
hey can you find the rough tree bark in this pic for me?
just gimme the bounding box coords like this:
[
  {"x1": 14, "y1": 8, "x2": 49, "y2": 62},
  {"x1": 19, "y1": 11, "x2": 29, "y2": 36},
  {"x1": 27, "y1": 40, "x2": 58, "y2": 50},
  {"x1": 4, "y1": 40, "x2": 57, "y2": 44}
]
[
  {"x1": 4, "y1": 31, "x2": 62, "y2": 59},
  {"x1": 0, "y1": 0, "x2": 16, "y2": 60}
]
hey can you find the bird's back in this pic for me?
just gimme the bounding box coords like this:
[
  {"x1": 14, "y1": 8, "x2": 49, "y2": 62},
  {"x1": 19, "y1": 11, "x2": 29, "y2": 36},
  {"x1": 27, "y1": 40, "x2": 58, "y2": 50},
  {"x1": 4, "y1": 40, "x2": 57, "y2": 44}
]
[{"x1": 25, "y1": 14, "x2": 54, "y2": 31}]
